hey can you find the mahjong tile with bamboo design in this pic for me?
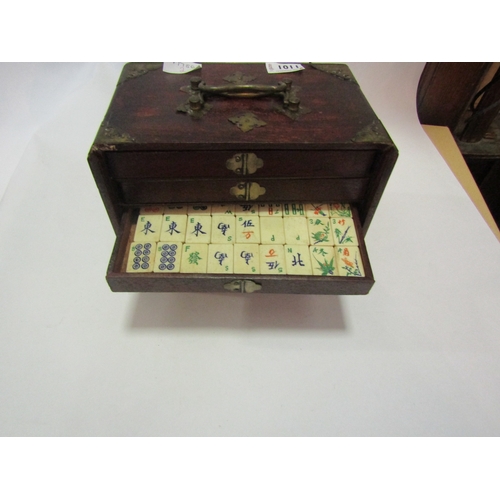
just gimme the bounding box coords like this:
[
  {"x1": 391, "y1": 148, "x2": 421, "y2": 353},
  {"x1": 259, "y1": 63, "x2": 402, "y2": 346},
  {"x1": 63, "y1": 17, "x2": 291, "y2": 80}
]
[
  {"x1": 305, "y1": 203, "x2": 330, "y2": 218},
  {"x1": 310, "y1": 245, "x2": 338, "y2": 276},
  {"x1": 329, "y1": 203, "x2": 352, "y2": 218},
  {"x1": 307, "y1": 217, "x2": 332, "y2": 246},
  {"x1": 282, "y1": 203, "x2": 305, "y2": 217},
  {"x1": 331, "y1": 217, "x2": 359, "y2": 246},
  {"x1": 336, "y1": 246, "x2": 364, "y2": 277},
  {"x1": 258, "y1": 203, "x2": 283, "y2": 216}
]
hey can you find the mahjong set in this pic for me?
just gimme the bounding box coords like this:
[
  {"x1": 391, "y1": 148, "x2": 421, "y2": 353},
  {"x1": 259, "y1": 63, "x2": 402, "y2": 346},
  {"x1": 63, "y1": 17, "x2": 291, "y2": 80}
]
[{"x1": 88, "y1": 63, "x2": 398, "y2": 294}]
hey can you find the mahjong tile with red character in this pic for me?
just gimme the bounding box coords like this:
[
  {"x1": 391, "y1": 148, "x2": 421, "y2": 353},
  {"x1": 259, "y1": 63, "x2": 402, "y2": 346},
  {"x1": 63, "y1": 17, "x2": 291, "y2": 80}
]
[
  {"x1": 258, "y1": 203, "x2": 283, "y2": 216},
  {"x1": 126, "y1": 242, "x2": 157, "y2": 273},
  {"x1": 305, "y1": 203, "x2": 329, "y2": 218},
  {"x1": 310, "y1": 246, "x2": 338, "y2": 276},
  {"x1": 154, "y1": 242, "x2": 182, "y2": 273},
  {"x1": 185, "y1": 215, "x2": 212, "y2": 243},
  {"x1": 160, "y1": 214, "x2": 187, "y2": 242},
  {"x1": 236, "y1": 215, "x2": 260, "y2": 243},
  {"x1": 329, "y1": 203, "x2": 352, "y2": 218},
  {"x1": 307, "y1": 217, "x2": 332, "y2": 246},
  {"x1": 259, "y1": 245, "x2": 285, "y2": 275},
  {"x1": 133, "y1": 214, "x2": 162, "y2": 242},
  {"x1": 336, "y1": 246, "x2": 364, "y2": 277},
  {"x1": 331, "y1": 217, "x2": 359, "y2": 246},
  {"x1": 139, "y1": 205, "x2": 164, "y2": 215},
  {"x1": 207, "y1": 244, "x2": 234, "y2": 274},
  {"x1": 284, "y1": 245, "x2": 312, "y2": 275},
  {"x1": 211, "y1": 215, "x2": 235, "y2": 244},
  {"x1": 234, "y1": 244, "x2": 260, "y2": 274},
  {"x1": 282, "y1": 203, "x2": 305, "y2": 216}
]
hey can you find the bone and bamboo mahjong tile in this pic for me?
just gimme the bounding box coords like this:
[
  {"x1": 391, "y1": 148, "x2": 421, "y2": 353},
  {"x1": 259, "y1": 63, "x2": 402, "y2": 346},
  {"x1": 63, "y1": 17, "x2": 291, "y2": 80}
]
[{"x1": 127, "y1": 203, "x2": 364, "y2": 277}]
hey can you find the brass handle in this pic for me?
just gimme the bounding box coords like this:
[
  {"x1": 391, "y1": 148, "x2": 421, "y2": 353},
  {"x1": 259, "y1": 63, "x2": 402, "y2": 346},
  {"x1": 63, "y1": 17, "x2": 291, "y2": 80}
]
[
  {"x1": 230, "y1": 182, "x2": 266, "y2": 201},
  {"x1": 226, "y1": 153, "x2": 263, "y2": 175},
  {"x1": 224, "y1": 280, "x2": 262, "y2": 293}
]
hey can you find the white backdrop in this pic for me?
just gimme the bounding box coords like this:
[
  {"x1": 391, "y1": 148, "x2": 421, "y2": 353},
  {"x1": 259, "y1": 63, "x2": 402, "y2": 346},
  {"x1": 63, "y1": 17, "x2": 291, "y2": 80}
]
[{"x1": 1, "y1": 62, "x2": 499, "y2": 436}]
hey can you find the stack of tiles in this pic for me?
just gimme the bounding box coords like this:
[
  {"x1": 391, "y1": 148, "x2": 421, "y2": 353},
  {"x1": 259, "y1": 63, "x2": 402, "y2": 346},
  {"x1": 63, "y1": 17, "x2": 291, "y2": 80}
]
[{"x1": 125, "y1": 203, "x2": 364, "y2": 277}]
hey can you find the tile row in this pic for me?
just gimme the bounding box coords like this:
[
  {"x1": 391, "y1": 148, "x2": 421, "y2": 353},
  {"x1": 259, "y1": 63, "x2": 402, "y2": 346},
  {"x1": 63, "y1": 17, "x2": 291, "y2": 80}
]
[
  {"x1": 126, "y1": 242, "x2": 365, "y2": 277},
  {"x1": 134, "y1": 213, "x2": 359, "y2": 246}
]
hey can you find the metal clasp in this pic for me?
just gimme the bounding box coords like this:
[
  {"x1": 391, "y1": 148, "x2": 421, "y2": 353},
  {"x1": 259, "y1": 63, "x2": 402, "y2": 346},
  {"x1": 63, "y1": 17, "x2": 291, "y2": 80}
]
[
  {"x1": 230, "y1": 182, "x2": 266, "y2": 201},
  {"x1": 226, "y1": 153, "x2": 264, "y2": 175},
  {"x1": 224, "y1": 280, "x2": 262, "y2": 293}
]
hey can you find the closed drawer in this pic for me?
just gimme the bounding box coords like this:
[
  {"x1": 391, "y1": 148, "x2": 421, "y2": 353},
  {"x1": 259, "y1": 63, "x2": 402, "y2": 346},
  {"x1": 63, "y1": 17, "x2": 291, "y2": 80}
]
[
  {"x1": 107, "y1": 149, "x2": 378, "y2": 179},
  {"x1": 106, "y1": 204, "x2": 374, "y2": 295},
  {"x1": 119, "y1": 178, "x2": 370, "y2": 205}
]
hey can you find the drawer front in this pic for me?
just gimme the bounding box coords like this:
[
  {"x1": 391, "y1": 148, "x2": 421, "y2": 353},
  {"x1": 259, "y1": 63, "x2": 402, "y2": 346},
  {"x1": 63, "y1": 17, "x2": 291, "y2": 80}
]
[
  {"x1": 106, "y1": 206, "x2": 374, "y2": 295},
  {"x1": 119, "y1": 178, "x2": 369, "y2": 205},
  {"x1": 107, "y1": 150, "x2": 377, "y2": 180}
]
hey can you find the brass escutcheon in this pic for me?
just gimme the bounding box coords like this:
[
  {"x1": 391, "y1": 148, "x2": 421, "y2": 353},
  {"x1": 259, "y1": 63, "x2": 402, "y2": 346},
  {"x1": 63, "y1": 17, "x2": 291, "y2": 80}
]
[
  {"x1": 230, "y1": 182, "x2": 266, "y2": 201},
  {"x1": 226, "y1": 153, "x2": 264, "y2": 175}
]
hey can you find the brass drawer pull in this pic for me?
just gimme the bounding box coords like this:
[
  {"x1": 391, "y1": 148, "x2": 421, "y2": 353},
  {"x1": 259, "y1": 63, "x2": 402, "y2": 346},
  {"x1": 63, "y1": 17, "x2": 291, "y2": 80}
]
[
  {"x1": 230, "y1": 182, "x2": 266, "y2": 201},
  {"x1": 224, "y1": 280, "x2": 262, "y2": 293},
  {"x1": 226, "y1": 153, "x2": 263, "y2": 175}
]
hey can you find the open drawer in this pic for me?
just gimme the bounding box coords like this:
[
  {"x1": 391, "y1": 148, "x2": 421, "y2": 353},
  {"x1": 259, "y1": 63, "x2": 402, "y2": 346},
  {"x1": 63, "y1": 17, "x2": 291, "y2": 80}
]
[{"x1": 106, "y1": 202, "x2": 374, "y2": 295}]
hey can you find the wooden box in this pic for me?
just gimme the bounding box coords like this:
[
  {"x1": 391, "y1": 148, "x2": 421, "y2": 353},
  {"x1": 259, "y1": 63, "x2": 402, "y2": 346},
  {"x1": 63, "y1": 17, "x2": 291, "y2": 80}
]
[{"x1": 88, "y1": 63, "x2": 398, "y2": 294}]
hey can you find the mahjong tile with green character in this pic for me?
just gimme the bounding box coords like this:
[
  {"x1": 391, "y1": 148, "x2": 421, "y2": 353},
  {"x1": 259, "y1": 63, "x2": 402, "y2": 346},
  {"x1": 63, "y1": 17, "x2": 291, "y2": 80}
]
[
  {"x1": 139, "y1": 205, "x2": 164, "y2": 216},
  {"x1": 236, "y1": 215, "x2": 260, "y2": 243},
  {"x1": 307, "y1": 217, "x2": 332, "y2": 246},
  {"x1": 185, "y1": 215, "x2": 212, "y2": 243},
  {"x1": 211, "y1": 215, "x2": 235, "y2": 244},
  {"x1": 331, "y1": 217, "x2": 359, "y2": 246},
  {"x1": 180, "y1": 243, "x2": 208, "y2": 273},
  {"x1": 283, "y1": 217, "x2": 309, "y2": 244},
  {"x1": 210, "y1": 203, "x2": 236, "y2": 216},
  {"x1": 126, "y1": 242, "x2": 157, "y2": 273},
  {"x1": 258, "y1": 203, "x2": 283, "y2": 216},
  {"x1": 259, "y1": 245, "x2": 285, "y2": 275},
  {"x1": 163, "y1": 204, "x2": 187, "y2": 215},
  {"x1": 329, "y1": 203, "x2": 352, "y2": 218},
  {"x1": 159, "y1": 214, "x2": 187, "y2": 242},
  {"x1": 284, "y1": 245, "x2": 312, "y2": 275},
  {"x1": 133, "y1": 214, "x2": 162, "y2": 242},
  {"x1": 187, "y1": 204, "x2": 211, "y2": 215},
  {"x1": 305, "y1": 203, "x2": 329, "y2": 218},
  {"x1": 310, "y1": 246, "x2": 338, "y2": 276},
  {"x1": 154, "y1": 242, "x2": 182, "y2": 273},
  {"x1": 336, "y1": 246, "x2": 364, "y2": 277},
  {"x1": 207, "y1": 244, "x2": 234, "y2": 274},
  {"x1": 234, "y1": 244, "x2": 260, "y2": 274},
  {"x1": 260, "y1": 217, "x2": 285, "y2": 244},
  {"x1": 234, "y1": 203, "x2": 258, "y2": 216},
  {"x1": 282, "y1": 203, "x2": 305, "y2": 217}
]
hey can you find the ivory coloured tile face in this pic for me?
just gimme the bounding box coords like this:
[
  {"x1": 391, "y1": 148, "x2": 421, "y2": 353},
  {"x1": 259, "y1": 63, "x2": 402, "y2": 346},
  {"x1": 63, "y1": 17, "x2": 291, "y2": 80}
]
[
  {"x1": 180, "y1": 243, "x2": 208, "y2": 273},
  {"x1": 234, "y1": 244, "x2": 260, "y2": 274},
  {"x1": 283, "y1": 217, "x2": 309, "y2": 244},
  {"x1": 126, "y1": 242, "x2": 156, "y2": 272},
  {"x1": 329, "y1": 203, "x2": 352, "y2": 218},
  {"x1": 134, "y1": 214, "x2": 163, "y2": 242},
  {"x1": 160, "y1": 214, "x2": 187, "y2": 242},
  {"x1": 260, "y1": 217, "x2": 285, "y2": 245},
  {"x1": 207, "y1": 244, "x2": 234, "y2": 274},
  {"x1": 331, "y1": 217, "x2": 359, "y2": 246},
  {"x1": 307, "y1": 217, "x2": 332, "y2": 246},
  {"x1": 305, "y1": 203, "x2": 329, "y2": 218},
  {"x1": 185, "y1": 215, "x2": 212, "y2": 243},
  {"x1": 139, "y1": 205, "x2": 164, "y2": 215},
  {"x1": 258, "y1": 203, "x2": 283, "y2": 216},
  {"x1": 282, "y1": 203, "x2": 305, "y2": 216},
  {"x1": 211, "y1": 204, "x2": 236, "y2": 215},
  {"x1": 284, "y1": 245, "x2": 312, "y2": 275},
  {"x1": 236, "y1": 215, "x2": 260, "y2": 243},
  {"x1": 234, "y1": 203, "x2": 258, "y2": 216},
  {"x1": 310, "y1": 246, "x2": 338, "y2": 276},
  {"x1": 211, "y1": 215, "x2": 236, "y2": 244},
  {"x1": 187, "y1": 204, "x2": 211, "y2": 215},
  {"x1": 163, "y1": 204, "x2": 187, "y2": 215},
  {"x1": 336, "y1": 246, "x2": 364, "y2": 277},
  {"x1": 154, "y1": 242, "x2": 182, "y2": 272},
  {"x1": 259, "y1": 245, "x2": 285, "y2": 274}
]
